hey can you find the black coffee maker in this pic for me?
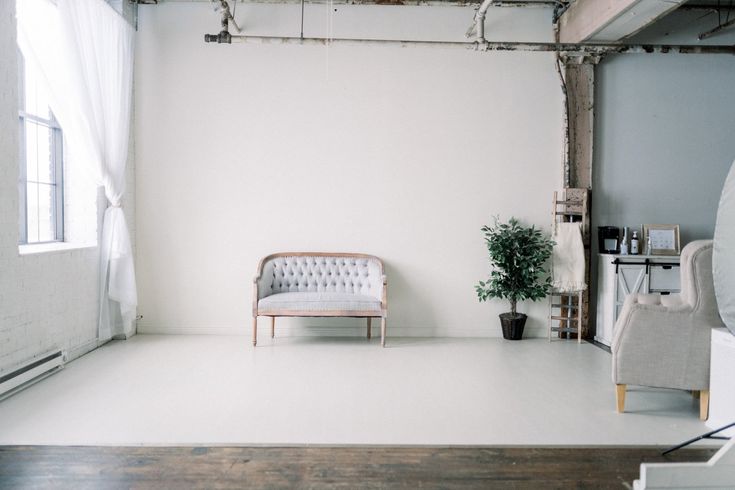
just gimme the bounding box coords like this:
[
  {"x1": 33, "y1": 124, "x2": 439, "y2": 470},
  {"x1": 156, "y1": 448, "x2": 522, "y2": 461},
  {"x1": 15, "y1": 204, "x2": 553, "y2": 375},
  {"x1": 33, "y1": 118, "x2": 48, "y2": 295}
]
[{"x1": 598, "y1": 226, "x2": 620, "y2": 254}]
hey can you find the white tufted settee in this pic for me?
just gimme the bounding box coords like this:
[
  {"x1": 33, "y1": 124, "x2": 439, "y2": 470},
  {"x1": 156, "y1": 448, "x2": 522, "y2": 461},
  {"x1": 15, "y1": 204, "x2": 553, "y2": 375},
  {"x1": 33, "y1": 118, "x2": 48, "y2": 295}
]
[{"x1": 252, "y1": 253, "x2": 388, "y2": 346}]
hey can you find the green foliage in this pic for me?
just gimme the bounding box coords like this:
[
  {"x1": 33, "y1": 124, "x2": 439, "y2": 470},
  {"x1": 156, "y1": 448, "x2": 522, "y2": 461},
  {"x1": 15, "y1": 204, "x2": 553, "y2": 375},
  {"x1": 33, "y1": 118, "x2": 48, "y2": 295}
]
[{"x1": 475, "y1": 217, "x2": 554, "y2": 315}]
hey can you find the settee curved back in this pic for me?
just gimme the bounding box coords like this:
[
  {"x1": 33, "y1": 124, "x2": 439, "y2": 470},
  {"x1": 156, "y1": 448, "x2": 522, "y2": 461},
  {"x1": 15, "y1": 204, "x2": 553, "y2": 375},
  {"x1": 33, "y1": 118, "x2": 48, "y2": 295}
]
[{"x1": 256, "y1": 253, "x2": 384, "y2": 300}]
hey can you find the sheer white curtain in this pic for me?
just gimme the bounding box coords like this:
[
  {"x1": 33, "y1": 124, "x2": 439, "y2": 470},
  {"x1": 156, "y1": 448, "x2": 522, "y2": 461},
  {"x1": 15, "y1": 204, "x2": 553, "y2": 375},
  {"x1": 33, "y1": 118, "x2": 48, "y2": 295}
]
[{"x1": 17, "y1": 0, "x2": 137, "y2": 341}]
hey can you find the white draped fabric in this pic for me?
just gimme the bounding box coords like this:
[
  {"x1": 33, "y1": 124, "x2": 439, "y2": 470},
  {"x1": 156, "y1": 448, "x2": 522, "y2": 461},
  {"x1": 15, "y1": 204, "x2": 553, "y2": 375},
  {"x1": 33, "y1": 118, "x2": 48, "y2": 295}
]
[
  {"x1": 551, "y1": 222, "x2": 587, "y2": 293},
  {"x1": 17, "y1": 0, "x2": 137, "y2": 341},
  {"x1": 714, "y1": 160, "x2": 735, "y2": 336}
]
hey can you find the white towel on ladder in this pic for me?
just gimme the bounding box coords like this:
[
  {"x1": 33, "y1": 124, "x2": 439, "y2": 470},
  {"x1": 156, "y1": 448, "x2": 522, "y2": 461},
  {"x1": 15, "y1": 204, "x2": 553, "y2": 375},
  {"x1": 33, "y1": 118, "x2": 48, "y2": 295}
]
[{"x1": 552, "y1": 222, "x2": 587, "y2": 292}]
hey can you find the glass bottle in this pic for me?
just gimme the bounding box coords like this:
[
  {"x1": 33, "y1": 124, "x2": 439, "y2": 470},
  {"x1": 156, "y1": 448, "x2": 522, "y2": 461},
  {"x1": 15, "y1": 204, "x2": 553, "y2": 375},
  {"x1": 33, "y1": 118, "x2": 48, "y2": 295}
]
[{"x1": 631, "y1": 231, "x2": 639, "y2": 255}]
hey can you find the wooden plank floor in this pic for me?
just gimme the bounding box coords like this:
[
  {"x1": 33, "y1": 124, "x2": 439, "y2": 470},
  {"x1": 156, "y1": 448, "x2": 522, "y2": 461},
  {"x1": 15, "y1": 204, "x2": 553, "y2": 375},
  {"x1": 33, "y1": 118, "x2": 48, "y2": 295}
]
[{"x1": 0, "y1": 446, "x2": 717, "y2": 489}]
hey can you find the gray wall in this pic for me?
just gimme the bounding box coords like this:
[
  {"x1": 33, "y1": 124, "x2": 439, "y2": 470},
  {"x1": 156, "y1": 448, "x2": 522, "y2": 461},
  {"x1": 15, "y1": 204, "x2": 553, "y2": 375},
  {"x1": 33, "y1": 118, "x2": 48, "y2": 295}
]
[
  {"x1": 594, "y1": 53, "x2": 735, "y2": 245},
  {"x1": 593, "y1": 10, "x2": 735, "y2": 247},
  {"x1": 590, "y1": 9, "x2": 735, "y2": 335}
]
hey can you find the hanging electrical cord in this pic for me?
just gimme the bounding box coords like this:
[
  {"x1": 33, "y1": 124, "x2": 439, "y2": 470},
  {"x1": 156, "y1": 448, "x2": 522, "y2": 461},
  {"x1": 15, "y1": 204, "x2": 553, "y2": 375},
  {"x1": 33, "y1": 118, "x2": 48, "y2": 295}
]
[
  {"x1": 329, "y1": 0, "x2": 334, "y2": 45},
  {"x1": 325, "y1": 0, "x2": 333, "y2": 79}
]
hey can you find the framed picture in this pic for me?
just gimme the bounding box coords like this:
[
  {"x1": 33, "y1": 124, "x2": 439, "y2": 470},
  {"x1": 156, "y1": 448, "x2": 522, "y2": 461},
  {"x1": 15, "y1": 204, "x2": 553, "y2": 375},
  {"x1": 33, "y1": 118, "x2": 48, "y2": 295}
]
[{"x1": 643, "y1": 224, "x2": 681, "y2": 256}]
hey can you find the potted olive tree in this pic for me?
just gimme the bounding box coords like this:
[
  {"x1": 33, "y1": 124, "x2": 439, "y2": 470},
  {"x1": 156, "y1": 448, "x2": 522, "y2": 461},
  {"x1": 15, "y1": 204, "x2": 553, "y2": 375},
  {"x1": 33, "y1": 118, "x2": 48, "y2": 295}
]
[{"x1": 475, "y1": 217, "x2": 554, "y2": 340}]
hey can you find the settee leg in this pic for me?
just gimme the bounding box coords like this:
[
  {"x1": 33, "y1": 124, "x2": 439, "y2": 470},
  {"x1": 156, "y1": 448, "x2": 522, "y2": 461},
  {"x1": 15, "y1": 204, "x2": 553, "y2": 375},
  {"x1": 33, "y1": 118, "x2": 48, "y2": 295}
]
[
  {"x1": 367, "y1": 318, "x2": 372, "y2": 340},
  {"x1": 700, "y1": 390, "x2": 710, "y2": 421},
  {"x1": 616, "y1": 384, "x2": 626, "y2": 413},
  {"x1": 381, "y1": 318, "x2": 386, "y2": 347},
  {"x1": 252, "y1": 317, "x2": 258, "y2": 347},
  {"x1": 271, "y1": 317, "x2": 275, "y2": 338}
]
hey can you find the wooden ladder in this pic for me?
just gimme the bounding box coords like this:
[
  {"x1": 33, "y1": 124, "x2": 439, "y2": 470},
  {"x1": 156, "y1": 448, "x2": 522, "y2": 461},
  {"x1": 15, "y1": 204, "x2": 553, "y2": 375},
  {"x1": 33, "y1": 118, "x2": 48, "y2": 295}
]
[{"x1": 548, "y1": 189, "x2": 589, "y2": 343}]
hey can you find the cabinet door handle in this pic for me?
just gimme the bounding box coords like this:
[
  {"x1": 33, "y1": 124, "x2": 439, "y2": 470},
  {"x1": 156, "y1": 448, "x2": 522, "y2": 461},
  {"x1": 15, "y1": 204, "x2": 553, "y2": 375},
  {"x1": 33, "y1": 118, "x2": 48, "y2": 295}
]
[
  {"x1": 662, "y1": 265, "x2": 672, "y2": 270},
  {"x1": 660, "y1": 291, "x2": 671, "y2": 295}
]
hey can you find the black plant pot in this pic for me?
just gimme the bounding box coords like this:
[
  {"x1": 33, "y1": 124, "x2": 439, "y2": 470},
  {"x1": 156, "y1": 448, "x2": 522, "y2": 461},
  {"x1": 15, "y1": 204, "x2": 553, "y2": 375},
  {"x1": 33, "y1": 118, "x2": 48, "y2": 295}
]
[{"x1": 499, "y1": 313, "x2": 527, "y2": 340}]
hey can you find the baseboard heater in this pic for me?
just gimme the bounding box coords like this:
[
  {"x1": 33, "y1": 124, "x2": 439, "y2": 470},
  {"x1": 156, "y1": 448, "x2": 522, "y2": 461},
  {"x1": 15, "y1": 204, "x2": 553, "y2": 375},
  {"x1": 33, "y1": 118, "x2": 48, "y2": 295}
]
[{"x1": 0, "y1": 350, "x2": 65, "y2": 401}]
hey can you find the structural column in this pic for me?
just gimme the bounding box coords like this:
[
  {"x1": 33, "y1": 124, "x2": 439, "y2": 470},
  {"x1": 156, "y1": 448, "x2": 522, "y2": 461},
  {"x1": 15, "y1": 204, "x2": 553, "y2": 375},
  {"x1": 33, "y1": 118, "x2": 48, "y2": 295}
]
[
  {"x1": 564, "y1": 55, "x2": 598, "y2": 190},
  {"x1": 560, "y1": 54, "x2": 598, "y2": 338}
]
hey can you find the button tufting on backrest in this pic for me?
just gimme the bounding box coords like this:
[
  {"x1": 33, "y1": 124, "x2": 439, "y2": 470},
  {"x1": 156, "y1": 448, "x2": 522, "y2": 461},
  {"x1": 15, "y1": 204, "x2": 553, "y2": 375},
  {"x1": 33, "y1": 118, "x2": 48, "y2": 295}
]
[{"x1": 264, "y1": 255, "x2": 382, "y2": 297}]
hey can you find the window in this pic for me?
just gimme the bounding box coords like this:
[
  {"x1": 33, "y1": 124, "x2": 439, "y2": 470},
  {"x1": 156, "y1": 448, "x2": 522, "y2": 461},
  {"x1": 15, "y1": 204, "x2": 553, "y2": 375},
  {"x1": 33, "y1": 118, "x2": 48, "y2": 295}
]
[{"x1": 18, "y1": 51, "x2": 64, "y2": 244}]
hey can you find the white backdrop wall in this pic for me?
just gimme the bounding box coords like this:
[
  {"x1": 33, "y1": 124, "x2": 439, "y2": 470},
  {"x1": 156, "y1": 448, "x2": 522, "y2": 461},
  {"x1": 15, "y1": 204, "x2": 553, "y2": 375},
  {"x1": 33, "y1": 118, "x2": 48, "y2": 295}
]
[{"x1": 135, "y1": 3, "x2": 563, "y2": 337}]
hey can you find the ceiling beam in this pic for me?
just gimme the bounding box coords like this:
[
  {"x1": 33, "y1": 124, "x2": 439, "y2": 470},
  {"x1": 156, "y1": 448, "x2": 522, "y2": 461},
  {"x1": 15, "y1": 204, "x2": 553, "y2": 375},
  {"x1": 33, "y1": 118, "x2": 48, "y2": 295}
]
[{"x1": 559, "y1": 0, "x2": 687, "y2": 43}]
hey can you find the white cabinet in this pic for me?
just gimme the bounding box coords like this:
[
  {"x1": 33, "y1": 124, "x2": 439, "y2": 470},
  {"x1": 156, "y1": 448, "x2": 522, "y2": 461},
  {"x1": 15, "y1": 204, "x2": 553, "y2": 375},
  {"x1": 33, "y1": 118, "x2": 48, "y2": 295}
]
[{"x1": 595, "y1": 254, "x2": 681, "y2": 346}]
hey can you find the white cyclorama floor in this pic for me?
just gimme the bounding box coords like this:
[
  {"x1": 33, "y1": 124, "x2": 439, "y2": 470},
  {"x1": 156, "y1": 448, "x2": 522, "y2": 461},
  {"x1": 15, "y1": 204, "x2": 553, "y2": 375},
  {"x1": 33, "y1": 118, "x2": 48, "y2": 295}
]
[{"x1": 0, "y1": 335, "x2": 716, "y2": 447}]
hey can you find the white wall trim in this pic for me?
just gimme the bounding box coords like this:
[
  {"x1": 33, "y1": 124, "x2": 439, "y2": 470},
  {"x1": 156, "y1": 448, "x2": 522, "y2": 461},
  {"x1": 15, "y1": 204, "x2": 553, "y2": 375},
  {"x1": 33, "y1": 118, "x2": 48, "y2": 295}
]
[
  {"x1": 66, "y1": 338, "x2": 101, "y2": 363},
  {"x1": 136, "y1": 322, "x2": 549, "y2": 338}
]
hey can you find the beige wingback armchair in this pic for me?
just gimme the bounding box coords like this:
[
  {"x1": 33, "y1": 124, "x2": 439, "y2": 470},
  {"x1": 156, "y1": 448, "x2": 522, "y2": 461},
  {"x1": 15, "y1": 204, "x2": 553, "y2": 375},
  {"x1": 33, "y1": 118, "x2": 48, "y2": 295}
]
[{"x1": 612, "y1": 240, "x2": 724, "y2": 420}]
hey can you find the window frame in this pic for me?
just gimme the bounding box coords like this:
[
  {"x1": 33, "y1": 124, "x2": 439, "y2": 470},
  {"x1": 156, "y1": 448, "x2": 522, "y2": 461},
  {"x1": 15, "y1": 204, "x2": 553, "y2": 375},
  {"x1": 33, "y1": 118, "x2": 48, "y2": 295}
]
[{"x1": 17, "y1": 51, "x2": 64, "y2": 245}]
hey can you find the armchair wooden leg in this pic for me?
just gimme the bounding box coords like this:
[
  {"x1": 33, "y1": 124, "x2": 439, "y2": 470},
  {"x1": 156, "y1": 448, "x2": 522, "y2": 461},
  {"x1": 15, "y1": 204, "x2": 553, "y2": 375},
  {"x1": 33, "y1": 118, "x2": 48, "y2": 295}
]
[
  {"x1": 700, "y1": 390, "x2": 710, "y2": 421},
  {"x1": 252, "y1": 316, "x2": 258, "y2": 347},
  {"x1": 367, "y1": 317, "x2": 372, "y2": 340},
  {"x1": 271, "y1": 317, "x2": 275, "y2": 338},
  {"x1": 616, "y1": 384, "x2": 626, "y2": 413},
  {"x1": 381, "y1": 318, "x2": 386, "y2": 347}
]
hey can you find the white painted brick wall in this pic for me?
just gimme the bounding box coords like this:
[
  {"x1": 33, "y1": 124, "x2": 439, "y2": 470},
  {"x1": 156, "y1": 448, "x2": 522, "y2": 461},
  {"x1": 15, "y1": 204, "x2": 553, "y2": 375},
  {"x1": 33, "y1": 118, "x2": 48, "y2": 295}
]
[{"x1": 0, "y1": 1, "x2": 137, "y2": 375}]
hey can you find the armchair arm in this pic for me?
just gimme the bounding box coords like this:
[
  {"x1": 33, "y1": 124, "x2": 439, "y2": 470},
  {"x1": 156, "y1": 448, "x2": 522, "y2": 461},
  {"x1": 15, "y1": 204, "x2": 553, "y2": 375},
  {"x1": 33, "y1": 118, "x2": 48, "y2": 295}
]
[
  {"x1": 252, "y1": 255, "x2": 275, "y2": 309},
  {"x1": 252, "y1": 255, "x2": 271, "y2": 316},
  {"x1": 381, "y1": 274, "x2": 388, "y2": 317},
  {"x1": 612, "y1": 294, "x2": 690, "y2": 344},
  {"x1": 611, "y1": 294, "x2": 710, "y2": 390},
  {"x1": 252, "y1": 275, "x2": 260, "y2": 317}
]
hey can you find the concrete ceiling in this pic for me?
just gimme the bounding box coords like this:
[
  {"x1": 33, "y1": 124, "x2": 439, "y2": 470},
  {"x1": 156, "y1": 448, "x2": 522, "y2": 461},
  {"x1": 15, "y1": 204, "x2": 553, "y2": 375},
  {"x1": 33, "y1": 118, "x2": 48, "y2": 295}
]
[
  {"x1": 557, "y1": 0, "x2": 735, "y2": 43},
  {"x1": 148, "y1": 0, "x2": 735, "y2": 40},
  {"x1": 559, "y1": 0, "x2": 686, "y2": 43},
  {"x1": 149, "y1": 0, "x2": 733, "y2": 7}
]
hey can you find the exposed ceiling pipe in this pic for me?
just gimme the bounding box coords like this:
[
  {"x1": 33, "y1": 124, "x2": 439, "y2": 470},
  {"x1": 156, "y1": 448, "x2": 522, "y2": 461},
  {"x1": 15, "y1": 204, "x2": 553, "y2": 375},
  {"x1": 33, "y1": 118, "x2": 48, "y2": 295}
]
[
  {"x1": 204, "y1": 34, "x2": 735, "y2": 56},
  {"x1": 465, "y1": 0, "x2": 494, "y2": 43},
  {"x1": 178, "y1": 0, "x2": 562, "y2": 5},
  {"x1": 204, "y1": 0, "x2": 241, "y2": 43},
  {"x1": 201, "y1": 0, "x2": 734, "y2": 55},
  {"x1": 464, "y1": 0, "x2": 569, "y2": 41}
]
